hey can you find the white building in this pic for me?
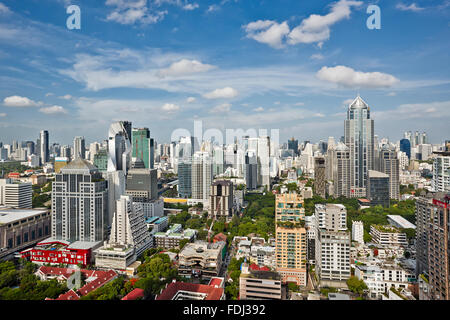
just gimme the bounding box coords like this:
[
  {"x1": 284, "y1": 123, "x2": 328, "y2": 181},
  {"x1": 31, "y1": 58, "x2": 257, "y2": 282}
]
[
  {"x1": 352, "y1": 221, "x2": 364, "y2": 244},
  {"x1": 191, "y1": 151, "x2": 213, "y2": 207},
  {"x1": 95, "y1": 195, "x2": 153, "y2": 270},
  {"x1": 0, "y1": 179, "x2": 32, "y2": 209},
  {"x1": 315, "y1": 204, "x2": 351, "y2": 286},
  {"x1": 432, "y1": 152, "x2": 450, "y2": 192}
]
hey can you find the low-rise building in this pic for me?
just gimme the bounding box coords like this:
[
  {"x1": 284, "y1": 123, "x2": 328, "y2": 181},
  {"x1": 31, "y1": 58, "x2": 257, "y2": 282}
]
[
  {"x1": 239, "y1": 262, "x2": 282, "y2": 300},
  {"x1": 0, "y1": 208, "x2": 51, "y2": 259},
  {"x1": 370, "y1": 225, "x2": 408, "y2": 247},
  {"x1": 21, "y1": 238, "x2": 101, "y2": 266},
  {"x1": 154, "y1": 224, "x2": 197, "y2": 249},
  {"x1": 178, "y1": 241, "x2": 225, "y2": 280},
  {"x1": 156, "y1": 277, "x2": 225, "y2": 300}
]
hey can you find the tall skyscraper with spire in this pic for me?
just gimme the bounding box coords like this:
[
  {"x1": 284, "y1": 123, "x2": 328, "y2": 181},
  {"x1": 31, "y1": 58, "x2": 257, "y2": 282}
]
[{"x1": 344, "y1": 96, "x2": 374, "y2": 197}]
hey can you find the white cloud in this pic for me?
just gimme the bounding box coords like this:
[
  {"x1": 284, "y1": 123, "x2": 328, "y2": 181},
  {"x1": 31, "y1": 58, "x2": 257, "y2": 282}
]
[
  {"x1": 157, "y1": 59, "x2": 215, "y2": 78},
  {"x1": 0, "y1": 3, "x2": 11, "y2": 14},
  {"x1": 310, "y1": 53, "x2": 325, "y2": 60},
  {"x1": 206, "y1": 4, "x2": 220, "y2": 13},
  {"x1": 162, "y1": 103, "x2": 180, "y2": 113},
  {"x1": 244, "y1": 0, "x2": 362, "y2": 48},
  {"x1": 186, "y1": 97, "x2": 196, "y2": 103},
  {"x1": 316, "y1": 65, "x2": 399, "y2": 88},
  {"x1": 387, "y1": 92, "x2": 397, "y2": 96},
  {"x1": 294, "y1": 102, "x2": 305, "y2": 106},
  {"x1": 243, "y1": 20, "x2": 290, "y2": 49},
  {"x1": 60, "y1": 94, "x2": 73, "y2": 100},
  {"x1": 373, "y1": 100, "x2": 450, "y2": 120},
  {"x1": 396, "y1": 3, "x2": 425, "y2": 12},
  {"x1": 183, "y1": 3, "x2": 199, "y2": 10},
  {"x1": 3, "y1": 95, "x2": 39, "y2": 107},
  {"x1": 203, "y1": 87, "x2": 238, "y2": 99},
  {"x1": 288, "y1": 0, "x2": 362, "y2": 46},
  {"x1": 39, "y1": 105, "x2": 68, "y2": 114},
  {"x1": 45, "y1": 92, "x2": 54, "y2": 97},
  {"x1": 0, "y1": 113, "x2": 6, "y2": 117},
  {"x1": 253, "y1": 107, "x2": 264, "y2": 112},
  {"x1": 210, "y1": 103, "x2": 231, "y2": 113},
  {"x1": 105, "y1": 0, "x2": 167, "y2": 25}
]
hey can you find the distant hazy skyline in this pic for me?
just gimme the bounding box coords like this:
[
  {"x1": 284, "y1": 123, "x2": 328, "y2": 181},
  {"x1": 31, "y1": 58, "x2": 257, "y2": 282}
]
[{"x1": 0, "y1": 0, "x2": 449, "y2": 145}]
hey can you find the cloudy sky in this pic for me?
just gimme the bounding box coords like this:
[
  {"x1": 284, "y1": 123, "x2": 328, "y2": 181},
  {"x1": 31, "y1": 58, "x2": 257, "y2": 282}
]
[{"x1": 0, "y1": 0, "x2": 449, "y2": 145}]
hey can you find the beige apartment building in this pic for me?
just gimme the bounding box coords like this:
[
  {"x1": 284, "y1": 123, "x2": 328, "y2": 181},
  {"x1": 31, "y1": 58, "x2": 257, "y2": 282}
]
[
  {"x1": 239, "y1": 263, "x2": 282, "y2": 300},
  {"x1": 275, "y1": 192, "x2": 307, "y2": 286}
]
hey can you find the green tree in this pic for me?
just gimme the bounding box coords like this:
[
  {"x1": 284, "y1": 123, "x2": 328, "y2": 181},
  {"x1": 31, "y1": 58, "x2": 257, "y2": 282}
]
[{"x1": 346, "y1": 276, "x2": 368, "y2": 295}]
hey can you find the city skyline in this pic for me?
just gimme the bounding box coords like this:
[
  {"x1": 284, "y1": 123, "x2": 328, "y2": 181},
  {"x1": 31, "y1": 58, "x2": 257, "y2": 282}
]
[{"x1": 0, "y1": 0, "x2": 449, "y2": 145}]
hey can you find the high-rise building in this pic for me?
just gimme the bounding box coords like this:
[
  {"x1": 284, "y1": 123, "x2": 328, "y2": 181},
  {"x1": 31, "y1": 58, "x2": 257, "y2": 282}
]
[
  {"x1": 125, "y1": 160, "x2": 158, "y2": 202},
  {"x1": 52, "y1": 158, "x2": 108, "y2": 242},
  {"x1": 415, "y1": 191, "x2": 434, "y2": 276},
  {"x1": 244, "y1": 151, "x2": 258, "y2": 190},
  {"x1": 344, "y1": 96, "x2": 374, "y2": 197},
  {"x1": 0, "y1": 179, "x2": 32, "y2": 209},
  {"x1": 191, "y1": 152, "x2": 212, "y2": 205},
  {"x1": 314, "y1": 204, "x2": 351, "y2": 287},
  {"x1": 95, "y1": 195, "x2": 153, "y2": 270},
  {"x1": 275, "y1": 193, "x2": 307, "y2": 286},
  {"x1": 314, "y1": 157, "x2": 326, "y2": 198},
  {"x1": 379, "y1": 146, "x2": 400, "y2": 200},
  {"x1": 352, "y1": 221, "x2": 364, "y2": 245},
  {"x1": 93, "y1": 149, "x2": 108, "y2": 172},
  {"x1": 327, "y1": 142, "x2": 351, "y2": 198},
  {"x1": 132, "y1": 128, "x2": 154, "y2": 169},
  {"x1": 212, "y1": 146, "x2": 225, "y2": 176},
  {"x1": 432, "y1": 151, "x2": 450, "y2": 192},
  {"x1": 209, "y1": 180, "x2": 234, "y2": 219},
  {"x1": 257, "y1": 136, "x2": 271, "y2": 189},
  {"x1": 367, "y1": 170, "x2": 390, "y2": 207},
  {"x1": 73, "y1": 136, "x2": 85, "y2": 160},
  {"x1": 415, "y1": 192, "x2": 450, "y2": 300},
  {"x1": 288, "y1": 138, "x2": 299, "y2": 156},
  {"x1": 54, "y1": 157, "x2": 69, "y2": 174},
  {"x1": 39, "y1": 130, "x2": 49, "y2": 165},
  {"x1": 178, "y1": 160, "x2": 192, "y2": 198},
  {"x1": 108, "y1": 121, "x2": 132, "y2": 173},
  {"x1": 400, "y1": 139, "x2": 411, "y2": 159}
]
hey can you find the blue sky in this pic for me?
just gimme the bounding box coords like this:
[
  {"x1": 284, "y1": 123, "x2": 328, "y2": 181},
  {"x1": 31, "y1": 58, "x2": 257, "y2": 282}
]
[{"x1": 0, "y1": 0, "x2": 449, "y2": 146}]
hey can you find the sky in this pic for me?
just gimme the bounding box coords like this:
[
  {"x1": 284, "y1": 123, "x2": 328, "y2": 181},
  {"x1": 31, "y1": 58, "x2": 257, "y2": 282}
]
[{"x1": 0, "y1": 0, "x2": 449, "y2": 146}]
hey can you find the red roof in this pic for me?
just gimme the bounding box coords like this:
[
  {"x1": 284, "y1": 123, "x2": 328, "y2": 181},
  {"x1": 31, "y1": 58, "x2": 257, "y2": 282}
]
[
  {"x1": 38, "y1": 266, "x2": 118, "y2": 298},
  {"x1": 213, "y1": 233, "x2": 227, "y2": 243},
  {"x1": 77, "y1": 270, "x2": 118, "y2": 296},
  {"x1": 47, "y1": 289, "x2": 80, "y2": 301},
  {"x1": 156, "y1": 282, "x2": 224, "y2": 300},
  {"x1": 208, "y1": 277, "x2": 223, "y2": 288},
  {"x1": 249, "y1": 263, "x2": 270, "y2": 271},
  {"x1": 121, "y1": 288, "x2": 145, "y2": 300}
]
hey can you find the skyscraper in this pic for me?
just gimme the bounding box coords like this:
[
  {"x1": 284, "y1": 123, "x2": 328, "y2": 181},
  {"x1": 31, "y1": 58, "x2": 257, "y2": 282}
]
[
  {"x1": 288, "y1": 137, "x2": 299, "y2": 156},
  {"x1": 327, "y1": 142, "x2": 351, "y2": 198},
  {"x1": 275, "y1": 193, "x2": 307, "y2": 286},
  {"x1": 379, "y1": 146, "x2": 400, "y2": 201},
  {"x1": 344, "y1": 96, "x2": 374, "y2": 197},
  {"x1": 314, "y1": 157, "x2": 326, "y2": 198},
  {"x1": 191, "y1": 152, "x2": 212, "y2": 205},
  {"x1": 39, "y1": 130, "x2": 49, "y2": 165},
  {"x1": 131, "y1": 128, "x2": 153, "y2": 169},
  {"x1": 367, "y1": 170, "x2": 390, "y2": 207},
  {"x1": 52, "y1": 158, "x2": 108, "y2": 242},
  {"x1": 400, "y1": 138, "x2": 411, "y2": 159},
  {"x1": 178, "y1": 160, "x2": 192, "y2": 198},
  {"x1": 73, "y1": 136, "x2": 86, "y2": 160},
  {"x1": 432, "y1": 151, "x2": 450, "y2": 192},
  {"x1": 244, "y1": 151, "x2": 257, "y2": 190},
  {"x1": 108, "y1": 121, "x2": 132, "y2": 173},
  {"x1": 315, "y1": 204, "x2": 351, "y2": 286}
]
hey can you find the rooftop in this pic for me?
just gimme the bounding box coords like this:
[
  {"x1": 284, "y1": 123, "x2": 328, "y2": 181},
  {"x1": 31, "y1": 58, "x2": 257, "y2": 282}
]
[
  {"x1": 368, "y1": 170, "x2": 389, "y2": 178},
  {"x1": 156, "y1": 281, "x2": 224, "y2": 300},
  {"x1": 0, "y1": 208, "x2": 49, "y2": 225}
]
